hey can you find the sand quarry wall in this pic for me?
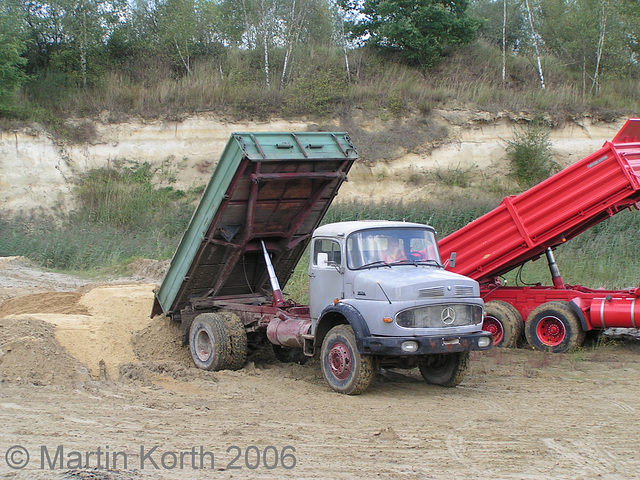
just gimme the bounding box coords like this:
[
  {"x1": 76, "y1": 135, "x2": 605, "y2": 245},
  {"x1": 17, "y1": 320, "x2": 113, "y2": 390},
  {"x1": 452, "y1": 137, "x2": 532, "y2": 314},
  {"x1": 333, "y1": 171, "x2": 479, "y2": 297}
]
[{"x1": 0, "y1": 112, "x2": 628, "y2": 215}]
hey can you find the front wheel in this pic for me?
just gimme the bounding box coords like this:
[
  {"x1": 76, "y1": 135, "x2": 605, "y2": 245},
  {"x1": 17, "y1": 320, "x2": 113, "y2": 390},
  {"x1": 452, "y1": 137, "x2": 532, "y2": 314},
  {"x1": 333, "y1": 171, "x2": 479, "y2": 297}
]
[
  {"x1": 525, "y1": 301, "x2": 585, "y2": 353},
  {"x1": 320, "y1": 325, "x2": 376, "y2": 395},
  {"x1": 418, "y1": 352, "x2": 469, "y2": 387}
]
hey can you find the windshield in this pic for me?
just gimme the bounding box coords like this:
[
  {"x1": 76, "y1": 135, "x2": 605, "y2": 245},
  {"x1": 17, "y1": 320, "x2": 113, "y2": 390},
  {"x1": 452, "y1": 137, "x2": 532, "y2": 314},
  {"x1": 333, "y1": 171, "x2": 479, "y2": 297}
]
[{"x1": 346, "y1": 227, "x2": 441, "y2": 269}]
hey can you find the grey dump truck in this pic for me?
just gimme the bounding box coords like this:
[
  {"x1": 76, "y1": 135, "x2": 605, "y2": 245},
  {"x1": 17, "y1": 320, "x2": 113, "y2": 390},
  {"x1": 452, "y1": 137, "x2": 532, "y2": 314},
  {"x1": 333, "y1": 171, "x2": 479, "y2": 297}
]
[{"x1": 152, "y1": 132, "x2": 492, "y2": 394}]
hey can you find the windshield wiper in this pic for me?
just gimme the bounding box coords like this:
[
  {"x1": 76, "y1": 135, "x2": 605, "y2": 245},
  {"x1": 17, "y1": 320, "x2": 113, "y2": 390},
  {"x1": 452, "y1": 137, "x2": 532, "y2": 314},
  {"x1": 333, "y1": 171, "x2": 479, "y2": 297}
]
[
  {"x1": 354, "y1": 260, "x2": 391, "y2": 270},
  {"x1": 388, "y1": 258, "x2": 443, "y2": 268}
]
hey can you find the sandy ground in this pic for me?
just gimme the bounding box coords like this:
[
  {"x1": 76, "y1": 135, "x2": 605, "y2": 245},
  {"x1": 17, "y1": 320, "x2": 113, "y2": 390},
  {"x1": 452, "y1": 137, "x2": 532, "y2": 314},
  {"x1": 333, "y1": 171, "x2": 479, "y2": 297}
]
[{"x1": 1, "y1": 257, "x2": 639, "y2": 479}]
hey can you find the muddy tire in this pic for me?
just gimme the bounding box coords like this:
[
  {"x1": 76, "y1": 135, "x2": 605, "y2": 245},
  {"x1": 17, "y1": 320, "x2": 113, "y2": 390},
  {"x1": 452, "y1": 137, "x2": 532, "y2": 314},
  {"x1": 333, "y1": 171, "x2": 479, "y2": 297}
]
[
  {"x1": 272, "y1": 345, "x2": 309, "y2": 365},
  {"x1": 525, "y1": 301, "x2": 585, "y2": 353},
  {"x1": 189, "y1": 313, "x2": 230, "y2": 371},
  {"x1": 321, "y1": 325, "x2": 376, "y2": 395},
  {"x1": 220, "y1": 312, "x2": 248, "y2": 371},
  {"x1": 483, "y1": 300, "x2": 524, "y2": 348},
  {"x1": 418, "y1": 352, "x2": 469, "y2": 387}
]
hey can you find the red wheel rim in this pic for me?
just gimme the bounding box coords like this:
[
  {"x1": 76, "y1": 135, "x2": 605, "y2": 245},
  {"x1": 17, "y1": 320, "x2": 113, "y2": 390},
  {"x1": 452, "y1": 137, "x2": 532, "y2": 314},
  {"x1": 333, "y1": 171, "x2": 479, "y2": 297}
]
[
  {"x1": 195, "y1": 330, "x2": 212, "y2": 361},
  {"x1": 328, "y1": 341, "x2": 352, "y2": 380},
  {"x1": 536, "y1": 316, "x2": 566, "y2": 346},
  {"x1": 482, "y1": 316, "x2": 504, "y2": 344}
]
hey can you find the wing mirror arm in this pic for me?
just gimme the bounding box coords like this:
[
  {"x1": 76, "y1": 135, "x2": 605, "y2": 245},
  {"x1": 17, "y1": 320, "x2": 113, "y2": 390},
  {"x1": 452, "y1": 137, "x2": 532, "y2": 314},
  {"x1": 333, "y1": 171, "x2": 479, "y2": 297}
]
[{"x1": 443, "y1": 252, "x2": 457, "y2": 269}]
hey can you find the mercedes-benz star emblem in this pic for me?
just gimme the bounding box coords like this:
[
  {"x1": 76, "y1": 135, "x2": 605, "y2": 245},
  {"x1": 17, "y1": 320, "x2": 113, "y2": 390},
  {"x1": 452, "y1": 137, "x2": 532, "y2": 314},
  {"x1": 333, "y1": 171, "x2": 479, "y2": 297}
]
[{"x1": 441, "y1": 307, "x2": 456, "y2": 325}]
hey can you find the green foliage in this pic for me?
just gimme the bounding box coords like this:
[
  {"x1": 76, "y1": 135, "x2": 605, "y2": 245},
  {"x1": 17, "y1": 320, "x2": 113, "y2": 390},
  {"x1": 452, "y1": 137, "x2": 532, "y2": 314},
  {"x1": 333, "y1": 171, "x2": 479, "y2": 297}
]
[
  {"x1": 506, "y1": 123, "x2": 558, "y2": 188},
  {"x1": 0, "y1": 163, "x2": 195, "y2": 270},
  {"x1": 342, "y1": 0, "x2": 481, "y2": 67},
  {"x1": 435, "y1": 165, "x2": 473, "y2": 188},
  {"x1": 76, "y1": 162, "x2": 191, "y2": 235},
  {"x1": 0, "y1": 2, "x2": 27, "y2": 113},
  {"x1": 2, "y1": 1, "x2": 640, "y2": 124},
  {"x1": 283, "y1": 64, "x2": 348, "y2": 117}
]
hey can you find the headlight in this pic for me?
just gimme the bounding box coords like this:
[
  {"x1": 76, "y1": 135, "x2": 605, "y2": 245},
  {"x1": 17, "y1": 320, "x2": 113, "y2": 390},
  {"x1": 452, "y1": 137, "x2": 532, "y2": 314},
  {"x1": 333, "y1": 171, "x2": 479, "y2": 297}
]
[{"x1": 401, "y1": 341, "x2": 419, "y2": 352}]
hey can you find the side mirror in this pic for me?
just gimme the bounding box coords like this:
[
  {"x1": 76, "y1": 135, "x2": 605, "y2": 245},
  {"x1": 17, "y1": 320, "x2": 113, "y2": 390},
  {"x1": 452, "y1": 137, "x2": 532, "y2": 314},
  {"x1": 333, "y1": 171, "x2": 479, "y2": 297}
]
[
  {"x1": 317, "y1": 252, "x2": 329, "y2": 268},
  {"x1": 444, "y1": 252, "x2": 457, "y2": 269}
]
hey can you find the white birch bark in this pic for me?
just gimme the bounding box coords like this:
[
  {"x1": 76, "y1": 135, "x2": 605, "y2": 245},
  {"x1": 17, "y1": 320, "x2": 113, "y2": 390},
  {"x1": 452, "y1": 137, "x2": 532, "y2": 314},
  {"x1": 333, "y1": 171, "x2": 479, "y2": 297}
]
[{"x1": 525, "y1": 0, "x2": 545, "y2": 90}]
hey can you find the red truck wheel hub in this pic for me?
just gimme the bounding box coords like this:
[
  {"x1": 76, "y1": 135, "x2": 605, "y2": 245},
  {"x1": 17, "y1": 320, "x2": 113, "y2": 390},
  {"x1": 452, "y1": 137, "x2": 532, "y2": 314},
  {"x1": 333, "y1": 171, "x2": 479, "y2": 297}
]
[
  {"x1": 537, "y1": 316, "x2": 565, "y2": 346},
  {"x1": 328, "y1": 342, "x2": 352, "y2": 380},
  {"x1": 482, "y1": 317, "x2": 504, "y2": 344},
  {"x1": 195, "y1": 331, "x2": 212, "y2": 361}
]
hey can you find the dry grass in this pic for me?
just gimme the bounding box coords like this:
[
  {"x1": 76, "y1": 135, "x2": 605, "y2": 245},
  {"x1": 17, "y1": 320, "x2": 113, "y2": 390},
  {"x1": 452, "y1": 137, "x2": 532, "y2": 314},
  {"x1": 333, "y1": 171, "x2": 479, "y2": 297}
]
[{"x1": 16, "y1": 41, "x2": 639, "y2": 133}]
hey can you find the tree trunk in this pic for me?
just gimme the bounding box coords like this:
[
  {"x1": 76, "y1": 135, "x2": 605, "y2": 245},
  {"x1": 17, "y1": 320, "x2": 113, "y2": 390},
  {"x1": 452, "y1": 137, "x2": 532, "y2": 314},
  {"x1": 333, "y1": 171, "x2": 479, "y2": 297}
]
[
  {"x1": 502, "y1": 0, "x2": 506, "y2": 84},
  {"x1": 525, "y1": 0, "x2": 545, "y2": 90},
  {"x1": 263, "y1": 27, "x2": 270, "y2": 89},
  {"x1": 80, "y1": 5, "x2": 88, "y2": 88},
  {"x1": 590, "y1": 0, "x2": 609, "y2": 95},
  {"x1": 280, "y1": 0, "x2": 297, "y2": 91}
]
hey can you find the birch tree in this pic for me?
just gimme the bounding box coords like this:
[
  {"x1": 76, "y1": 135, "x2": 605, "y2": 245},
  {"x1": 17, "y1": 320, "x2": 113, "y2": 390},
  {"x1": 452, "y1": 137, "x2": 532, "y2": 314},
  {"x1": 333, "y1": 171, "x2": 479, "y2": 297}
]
[{"x1": 524, "y1": 0, "x2": 545, "y2": 89}]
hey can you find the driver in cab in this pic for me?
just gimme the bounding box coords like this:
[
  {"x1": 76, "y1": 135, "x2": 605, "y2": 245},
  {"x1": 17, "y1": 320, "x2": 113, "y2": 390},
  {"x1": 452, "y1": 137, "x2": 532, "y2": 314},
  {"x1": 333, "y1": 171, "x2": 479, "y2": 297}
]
[{"x1": 382, "y1": 236, "x2": 406, "y2": 263}]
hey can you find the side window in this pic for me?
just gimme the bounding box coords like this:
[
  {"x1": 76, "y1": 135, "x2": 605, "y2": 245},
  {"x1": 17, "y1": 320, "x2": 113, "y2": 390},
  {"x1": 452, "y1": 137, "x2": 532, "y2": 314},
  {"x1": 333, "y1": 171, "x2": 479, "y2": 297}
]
[{"x1": 313, "y1": 239, "x2": 342, "y2": 268}]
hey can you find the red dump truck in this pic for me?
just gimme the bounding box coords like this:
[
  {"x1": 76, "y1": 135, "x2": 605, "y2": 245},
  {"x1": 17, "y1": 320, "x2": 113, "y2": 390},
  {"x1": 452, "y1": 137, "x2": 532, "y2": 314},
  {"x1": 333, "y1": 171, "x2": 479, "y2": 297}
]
[{"x1": 439, "y1": 119, "x2": 640, "y2": 352}]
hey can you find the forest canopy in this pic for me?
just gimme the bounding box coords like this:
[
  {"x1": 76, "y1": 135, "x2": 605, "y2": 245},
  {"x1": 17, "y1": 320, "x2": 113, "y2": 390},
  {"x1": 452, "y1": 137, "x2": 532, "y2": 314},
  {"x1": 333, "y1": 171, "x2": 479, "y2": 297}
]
[{"x1": 0, "y1": 0, "x2": 638, "y2": 122}]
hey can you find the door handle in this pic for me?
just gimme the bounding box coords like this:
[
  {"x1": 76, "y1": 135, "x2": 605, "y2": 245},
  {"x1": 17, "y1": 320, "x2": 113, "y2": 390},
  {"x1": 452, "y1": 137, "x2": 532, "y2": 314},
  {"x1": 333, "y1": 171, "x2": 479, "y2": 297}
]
[{"x1": 309, "y1": 273, "x2": 316, "y2": 278}]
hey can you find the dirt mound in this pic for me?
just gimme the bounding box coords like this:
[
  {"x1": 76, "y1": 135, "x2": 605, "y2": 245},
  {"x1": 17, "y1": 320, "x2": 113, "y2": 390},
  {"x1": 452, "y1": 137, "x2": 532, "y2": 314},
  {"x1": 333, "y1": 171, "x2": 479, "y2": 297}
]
[
  {"x1": 1, "y1": 284, "x2": 157, "y2": 380},
  {"x1": 0, "y1": 292, "x2": 90, "y2": 317},
  {"x1": 132, "y1": 315, "x2": 191, "y2": 365},
  {"x1": 0, "y1": 317, "x2": 90, "y2": 385},
  {"x1": 119, "y1": 360, "x2": 216, "y2": 388}
]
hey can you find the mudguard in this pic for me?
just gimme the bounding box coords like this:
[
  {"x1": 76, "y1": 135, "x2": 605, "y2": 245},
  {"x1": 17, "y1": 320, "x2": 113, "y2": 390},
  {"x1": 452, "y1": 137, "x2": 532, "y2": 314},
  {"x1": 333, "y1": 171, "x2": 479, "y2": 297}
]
[{"x1": 316, "y1": 303, "x2": 371, "y2": 353}]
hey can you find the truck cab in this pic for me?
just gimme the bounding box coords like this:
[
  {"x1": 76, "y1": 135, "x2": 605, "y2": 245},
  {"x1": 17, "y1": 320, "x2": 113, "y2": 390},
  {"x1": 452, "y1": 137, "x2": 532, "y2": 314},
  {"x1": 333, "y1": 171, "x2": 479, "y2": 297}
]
[{"x1": 309, "y1": 221, "x2": 492, "y2": 394}]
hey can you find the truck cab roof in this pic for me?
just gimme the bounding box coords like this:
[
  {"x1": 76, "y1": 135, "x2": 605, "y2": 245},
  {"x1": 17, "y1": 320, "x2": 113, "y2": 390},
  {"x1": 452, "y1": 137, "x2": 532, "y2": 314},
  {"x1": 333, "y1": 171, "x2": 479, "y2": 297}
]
[{"x1": 313, "y1": 220, "x2": 436, "y2": 238}]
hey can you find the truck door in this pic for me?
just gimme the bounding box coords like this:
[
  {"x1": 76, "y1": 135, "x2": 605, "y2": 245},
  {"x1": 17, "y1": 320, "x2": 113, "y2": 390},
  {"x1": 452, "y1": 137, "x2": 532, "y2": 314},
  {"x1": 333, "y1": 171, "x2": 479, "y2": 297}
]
[{"x1": 309, "y1": 238, "x2": 344, "y2": 320}]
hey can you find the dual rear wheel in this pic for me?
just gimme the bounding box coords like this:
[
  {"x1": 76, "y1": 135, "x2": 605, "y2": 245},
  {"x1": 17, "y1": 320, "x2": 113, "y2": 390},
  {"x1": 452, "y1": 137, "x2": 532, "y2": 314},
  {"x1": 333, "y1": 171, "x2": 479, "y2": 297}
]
[
  {"x1": 483, "y1": 300, "x2": 586, "y2": 353},
  {"x1": 189, "y1": 312, "x2": 247, "y2": 371},
  {"x1": 483, "y1": 300, "x2": 523, "y2": 348},
  {"x1": 525, "y1": 301, "x2": 585, "y2": 353}
]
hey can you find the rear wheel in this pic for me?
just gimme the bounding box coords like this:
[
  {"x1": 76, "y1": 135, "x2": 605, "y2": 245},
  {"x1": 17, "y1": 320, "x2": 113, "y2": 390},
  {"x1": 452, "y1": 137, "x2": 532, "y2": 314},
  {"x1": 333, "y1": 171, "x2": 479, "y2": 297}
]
[
  {"x1": 525, "y1": 301, "x2": 585, "y2": 353},
  {"x1": 418, "y1": 352, "x2": 469, "y2": 387},
  {"x1": 483, "y1": 301, "x2": 523, "y2": 348},
  {"x1": 321, "y1": 325, "x2": 376, "y2": 395},
  {"x1": 220, "y1": 312, "x2": 248, "y2": 371},
  {"x1": 189, "y1": 313, "x2": 230, "y2": 371}
]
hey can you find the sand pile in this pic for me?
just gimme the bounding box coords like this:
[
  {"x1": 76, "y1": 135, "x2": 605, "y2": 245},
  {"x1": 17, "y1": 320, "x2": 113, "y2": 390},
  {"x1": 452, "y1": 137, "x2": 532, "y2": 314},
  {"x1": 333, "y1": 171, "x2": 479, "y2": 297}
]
[
  {"x1": 0, "y1": 283, "x2": 191, "y2": 384},
  {"x1": 0, "y1": 317, "x2": 89, "y2": 385}
]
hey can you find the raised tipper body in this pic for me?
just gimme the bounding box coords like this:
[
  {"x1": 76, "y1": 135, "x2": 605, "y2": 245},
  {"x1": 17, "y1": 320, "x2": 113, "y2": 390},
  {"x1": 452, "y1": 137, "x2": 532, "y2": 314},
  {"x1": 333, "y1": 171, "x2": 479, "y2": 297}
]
[{"x1": 439, "y1": 118, "x2": 640, "y2": 352}]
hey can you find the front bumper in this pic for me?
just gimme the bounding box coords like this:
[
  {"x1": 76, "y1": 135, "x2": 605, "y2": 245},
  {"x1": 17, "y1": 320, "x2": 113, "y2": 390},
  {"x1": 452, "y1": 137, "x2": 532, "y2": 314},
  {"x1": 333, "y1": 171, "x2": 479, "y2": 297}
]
[{"x1": 360, "y1": 331, "x2": 493, "y2": 356}]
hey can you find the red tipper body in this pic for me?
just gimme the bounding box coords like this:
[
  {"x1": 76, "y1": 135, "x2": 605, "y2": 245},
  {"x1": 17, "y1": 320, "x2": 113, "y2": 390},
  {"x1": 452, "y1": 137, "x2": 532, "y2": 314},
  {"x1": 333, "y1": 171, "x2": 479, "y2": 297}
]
[{"x1": 439, "y1": 119, "x2": 640, "y2": 332}]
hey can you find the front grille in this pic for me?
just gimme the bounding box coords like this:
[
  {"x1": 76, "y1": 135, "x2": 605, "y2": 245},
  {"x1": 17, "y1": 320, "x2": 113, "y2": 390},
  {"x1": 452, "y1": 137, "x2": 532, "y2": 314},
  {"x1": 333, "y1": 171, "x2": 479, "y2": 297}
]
[
  {"x1": 418, "y1": 286, "x2": 445, "y2": 298},
  {"x1": 396, "y1": 304, "x2": 483, "y2": 328},
  {"x1": 454, "y1": 285, "x2": 475, "y2": 297}
]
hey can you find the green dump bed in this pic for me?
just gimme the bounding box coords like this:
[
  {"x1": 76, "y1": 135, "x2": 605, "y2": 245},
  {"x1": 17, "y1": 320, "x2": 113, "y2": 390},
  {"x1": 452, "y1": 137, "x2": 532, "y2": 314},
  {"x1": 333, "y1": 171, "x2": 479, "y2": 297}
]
[{"x1": 152, "y1": 132, "x2": 357, "y2": 318}]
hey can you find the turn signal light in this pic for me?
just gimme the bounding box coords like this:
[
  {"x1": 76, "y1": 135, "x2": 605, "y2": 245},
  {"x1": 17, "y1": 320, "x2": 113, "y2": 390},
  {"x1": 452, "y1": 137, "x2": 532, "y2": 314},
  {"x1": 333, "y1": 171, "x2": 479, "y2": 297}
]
[{"x1": 383, "y1": 317, "x2": 392, "y2": 323}]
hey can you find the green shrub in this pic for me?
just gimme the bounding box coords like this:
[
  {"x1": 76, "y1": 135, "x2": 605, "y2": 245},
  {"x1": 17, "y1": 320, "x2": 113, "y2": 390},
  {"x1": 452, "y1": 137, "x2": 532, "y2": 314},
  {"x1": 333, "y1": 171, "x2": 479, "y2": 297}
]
[
  {"x1": 506, "y1": 123, "x2": 558, "y2": 188},
  {"x1": 282, "y1": 65, "x2": 348, "y2": 117},
  {"x1": 0, "y1": 162, "x2": 195, "y2": 270}
]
